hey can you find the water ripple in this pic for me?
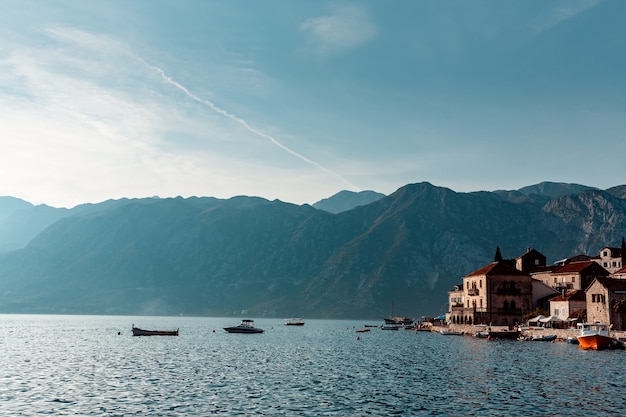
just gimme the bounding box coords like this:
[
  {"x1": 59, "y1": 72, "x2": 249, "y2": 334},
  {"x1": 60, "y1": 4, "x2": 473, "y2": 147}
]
[{"x1": 1, "y1": 316, "x2": 625, "y2": 415}]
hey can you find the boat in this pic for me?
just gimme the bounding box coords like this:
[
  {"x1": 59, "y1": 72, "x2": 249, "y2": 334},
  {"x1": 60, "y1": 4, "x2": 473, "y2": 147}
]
[
  {"x1": 382, "y1": 301, "x2": 414, "y2": 326},
  {"x1": 223, "y1": 319, "x2": 264, "y2": 334},
  {"x1": 414, "y1": 327, "x2": 431, "y2": 332},
  {"x1": 284, "y1": 318, "x2": 305, "y2": 326},
  {"x1": 382, "y1": 317, "x2": 414, "y2": 325},
  {"x1": 488, "y1": 330, "x2": 520, "y2": 340},
  {"x1": 381, "y1": 325, "x2": 400, "y2": 330},
  {"x1": 131, "y1": 325, "x2": 178, "y2": 336},
  {"x1": 356, "y1": 328, "x2": 370, "y2": 333},
  {"x1": 530, "y1": 334, "x2": 557, "y2": 342},
  {"x1": 576, "y1": 322, "x2": 616, "y2": 350},
  {"x1": 567, "y1": 336, "x2": 579, "y2": 345},
  {"x1": 440, "y1": 330, "x2": 464, "y2": 336},
  {"x1": 474, "y1": 331, "x2": 489, "y2": 338}
]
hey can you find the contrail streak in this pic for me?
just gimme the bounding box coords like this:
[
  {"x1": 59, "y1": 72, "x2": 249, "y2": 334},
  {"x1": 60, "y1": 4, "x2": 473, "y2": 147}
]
[{"x1": 142, "y1": 60, "x2": 360, "y2": 192}]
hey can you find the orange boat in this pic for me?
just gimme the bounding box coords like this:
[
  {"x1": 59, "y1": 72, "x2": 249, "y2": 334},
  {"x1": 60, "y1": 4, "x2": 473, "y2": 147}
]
[{"x1": 576, "y1": 323, "x2": 616, "y2": 350}]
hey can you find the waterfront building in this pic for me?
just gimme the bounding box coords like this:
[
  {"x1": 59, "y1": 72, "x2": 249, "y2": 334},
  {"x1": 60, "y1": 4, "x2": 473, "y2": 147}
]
[
  {"x1": 449, "y1": 261, "x2": 532, "y2": 326},
  {"x1": 548, "y1": 290, "x2": 586, "y2": 323},
  {"x1": 584, "y1": 277, "x2": 626, "y2": 331}
]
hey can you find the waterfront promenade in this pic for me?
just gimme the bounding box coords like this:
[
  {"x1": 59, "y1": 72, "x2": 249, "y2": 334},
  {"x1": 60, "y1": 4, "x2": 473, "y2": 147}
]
[{"x1": 443, "y1": 323, "x2": 626, "y2": 342}]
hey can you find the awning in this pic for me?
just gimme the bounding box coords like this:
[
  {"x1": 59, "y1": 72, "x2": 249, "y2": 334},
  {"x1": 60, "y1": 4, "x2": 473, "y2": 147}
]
[{"x1": 539, "y1": 315, "x2": 563, "y2": 323}]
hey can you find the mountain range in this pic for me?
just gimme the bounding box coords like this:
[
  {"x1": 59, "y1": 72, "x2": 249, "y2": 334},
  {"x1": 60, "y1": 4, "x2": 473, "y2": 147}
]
[{"x1": 1, "y1": 182, "x2": 625, "y2": 319}]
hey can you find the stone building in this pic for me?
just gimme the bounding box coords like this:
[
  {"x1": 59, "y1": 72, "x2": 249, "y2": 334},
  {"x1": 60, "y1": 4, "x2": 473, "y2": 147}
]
[
  {"x1": 585, "y1": 277, "x2": 626, "y2": 331},
  {"x1": 531, "y1": 260, "x2": 609, "y2": 291},
  {"x1": 449, "y1": 261, "x2": 532, "y2": 327},
  {"x1": 596, "y1": 238, "x2": 626, "y2": 274},
  {"x1": 548, "y1": 290, "x2": 586, "y2": 323}
]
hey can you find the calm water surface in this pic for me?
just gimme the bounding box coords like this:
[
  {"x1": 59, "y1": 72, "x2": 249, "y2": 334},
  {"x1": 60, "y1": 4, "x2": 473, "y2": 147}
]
[{"x1": 1, "y1": 315, "x2": 624, "y2": 416}]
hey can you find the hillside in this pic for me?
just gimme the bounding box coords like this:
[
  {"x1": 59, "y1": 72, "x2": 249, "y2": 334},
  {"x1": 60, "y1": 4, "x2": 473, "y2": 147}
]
[{"x1": 0, "y1": 182, "x2": 625, "y2": 319}]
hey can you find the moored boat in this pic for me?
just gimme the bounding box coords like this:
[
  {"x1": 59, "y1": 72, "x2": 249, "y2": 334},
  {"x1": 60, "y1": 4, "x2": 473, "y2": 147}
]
[
  {"x1": 440, "y1": 330, "x2": 464, "y2": 336},
  {"x1": 488, "y1": 330, "x2": 520, "y2": 340},
  {"x1": 132, "y1": 325, "x2": 179, "y2": 336},
  {"x1": 284, "y1": 318, "x2": 305, "y2": 326},
  {"x1": 224, "y1": 319, "x2": 264, "y2": 334},
  {"x1": 576, "y1": 323, "x2": 616, "y2": 350},
  {"x1": 530, "y1": 334, "x2": 557, "y2": 342},
  {"x1": 356, "y1": 328, "x2": 370, "y2": 333}
]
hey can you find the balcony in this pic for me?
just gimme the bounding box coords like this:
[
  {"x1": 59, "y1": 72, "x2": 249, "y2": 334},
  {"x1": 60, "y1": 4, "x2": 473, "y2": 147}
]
[{"x1": 468, "y1": 288, "x2": 479, "y2": 296}]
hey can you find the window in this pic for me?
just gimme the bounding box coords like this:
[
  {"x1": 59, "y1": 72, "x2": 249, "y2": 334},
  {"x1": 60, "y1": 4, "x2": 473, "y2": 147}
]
[
  {"x1": 603, "y1": 251, "x2": 608, "y2": 257},
  {"x1": 554, "y1": 308, "x2": 559, "y2": 316},
  {"x1": 572, "y1": 277, "x2": 575, "y2": 283},
  {"x1": 604, "y1": 262, "x2": 608, "y2": 267}
]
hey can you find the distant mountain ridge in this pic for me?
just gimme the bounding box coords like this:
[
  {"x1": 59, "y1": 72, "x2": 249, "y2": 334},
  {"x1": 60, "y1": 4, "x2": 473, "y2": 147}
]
[
  {"x1": 312, "y1": 190, "x2": 385, "y2": 214},
  {"x1": 0, "y1": 181, "x2": 624, "y2": 319}
]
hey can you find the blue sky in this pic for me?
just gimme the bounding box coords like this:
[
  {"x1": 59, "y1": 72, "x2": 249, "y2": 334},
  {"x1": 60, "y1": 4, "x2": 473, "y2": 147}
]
[{"x1": 1, "y1": 0, "x2": 624, "y2": 208}]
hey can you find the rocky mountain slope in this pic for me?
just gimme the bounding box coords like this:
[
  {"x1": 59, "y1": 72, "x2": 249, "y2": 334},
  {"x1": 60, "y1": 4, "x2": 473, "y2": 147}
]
[{"x1": 0, "y1": 182, "x2": 624, "y2": 319}]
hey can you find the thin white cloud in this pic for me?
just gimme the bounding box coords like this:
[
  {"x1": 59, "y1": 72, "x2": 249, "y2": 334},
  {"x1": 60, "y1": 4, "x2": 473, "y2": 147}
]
[
  {"x1": 531, "y1": 0, "x2": 603, "y2": 34},
  {"x1": 141, "y1": 60, "x2": 359, "y2": 192},
  {"x1": 0, "y1": 25, "x2": 360, "y2": 207},
  {"x1": 300, "y1": 4, "x2": 377, "y2": 59}
]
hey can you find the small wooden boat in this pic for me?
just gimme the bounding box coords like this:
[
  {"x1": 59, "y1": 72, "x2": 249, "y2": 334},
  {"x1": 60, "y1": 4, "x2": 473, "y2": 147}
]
[
  {"x1": 284, "y1": 318, "x2": 305, "y2": 326},
  {"x1": 530, "y1": 334, "x2": 557, "y2": 342},
  {"x1": 132, "y1": 325, "x2": 179, "y2": 336},
  {"x1": 440, "y1": 330, "x2": 464, "y2": 336},
  {"x1": 381, "y1": 325, "x2": 400, "y2": 330},
  {"x1": 224, "y1": 319, "x2": 264, "y2": 334},
  {"x1": 356, "y1": 328, "x2": 370, "y2": 333}
]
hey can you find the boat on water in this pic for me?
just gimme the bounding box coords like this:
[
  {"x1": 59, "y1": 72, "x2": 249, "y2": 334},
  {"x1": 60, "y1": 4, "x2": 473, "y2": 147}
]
[
  {"x1": 530, "y1": 334, "x2": 557, "y2": 342},
  {"x1": 576, "y1": 322, "x2": 616, "y2": 350},
  {"x1": 567, "y1": 336, "x2": 579, "y2": 345},
  {"x1": 223, "y1": 319, "x2": 264, "y2": 334},
  {"x1": 132, "y1": 325, "x2": 179, "y2": 336},
  {"x1": 440, "y1": 330, "x2": 464, "y2": 336},
  {"x1": 284, "y1": 318, "x2": 305, "y2": 326},
  {"x1": 381, "y1": 325, "x2": 400, "y2": 330},
  {"x1": 356, "y1": 328, "x2": 370, "y2": 333},
  {"x1": 414, "y1": 327, "x2": 431, "y2": 332},
  {"x1": 382, "y1": 301, "x2": 414, "y2": 326}
]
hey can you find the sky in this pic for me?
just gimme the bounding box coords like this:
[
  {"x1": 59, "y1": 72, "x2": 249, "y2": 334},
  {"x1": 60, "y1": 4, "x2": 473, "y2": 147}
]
[{"x1": 1, "y1": 0, "x2": 624, "y2": 208}]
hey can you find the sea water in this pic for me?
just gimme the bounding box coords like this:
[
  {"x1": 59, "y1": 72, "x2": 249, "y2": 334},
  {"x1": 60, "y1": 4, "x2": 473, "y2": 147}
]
[{"x1": 0, "y1": 315, "x2": 625, "y2": 416}]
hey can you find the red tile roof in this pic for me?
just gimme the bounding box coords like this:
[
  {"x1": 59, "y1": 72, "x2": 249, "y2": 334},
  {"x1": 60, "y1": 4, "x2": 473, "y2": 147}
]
[
  {"x1": 549, "y1": 290, "x2": 586, "y2": 302},
  {"x1": 466, "y1": 261, "x2": 529, "y2": 278},
  {"x1": 553, "y1": 260, "x2": 605, "y2": 274}
]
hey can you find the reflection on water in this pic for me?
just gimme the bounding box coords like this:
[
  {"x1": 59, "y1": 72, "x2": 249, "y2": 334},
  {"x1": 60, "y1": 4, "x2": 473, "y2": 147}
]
[{"x1": 0, "y1": 315, "x2": 625, "y2": 415}]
